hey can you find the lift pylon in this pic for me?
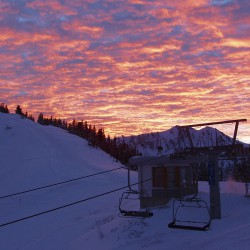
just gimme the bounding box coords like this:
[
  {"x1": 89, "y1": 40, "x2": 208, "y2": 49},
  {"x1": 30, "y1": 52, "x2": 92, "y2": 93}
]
[{"x1": 179, "y1": 119, "x2": 247, "y2": 221}]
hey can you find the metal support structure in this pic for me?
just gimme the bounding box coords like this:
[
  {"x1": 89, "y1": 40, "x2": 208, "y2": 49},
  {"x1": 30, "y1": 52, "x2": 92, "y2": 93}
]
[
  {"x1": 208, "y1": 153, "x2": 221, "y2": 219},
  {"x1": 245, "y1": 183, "x2": 249, "y2": 197},
  {"x1": 185, "y1": 127, "x2": 194, "y2": 149},
  {"x1": 178, "y1": 119, "x2": 248, "y2": 221},
  {"x1": 180, "y1": 119, "x2": 247, "y2": 147},
  {"x1": 180, "y1": 119, "x2": 247, "y2": 128},
  {"x1": 232, "y1": 121, "x2": 239, "y2": 145}
]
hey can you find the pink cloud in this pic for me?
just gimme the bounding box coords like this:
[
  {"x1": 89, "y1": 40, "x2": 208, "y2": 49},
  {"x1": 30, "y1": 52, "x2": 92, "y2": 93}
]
[{"x1": 0, "y1": 0, "x2": 249, "y2": 142}]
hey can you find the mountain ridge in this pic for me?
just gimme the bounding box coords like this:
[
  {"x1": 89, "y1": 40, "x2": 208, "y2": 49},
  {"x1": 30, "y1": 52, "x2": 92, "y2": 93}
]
[{"x1": 123, "y1": 125, "x2": 246, "y2": 156}]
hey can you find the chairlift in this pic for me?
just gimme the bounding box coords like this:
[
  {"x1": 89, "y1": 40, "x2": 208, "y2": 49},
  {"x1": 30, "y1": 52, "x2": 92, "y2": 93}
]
[
  {"x1": 119, "y1": 190, "x2": 153, "y2": 218},
  {"x1": 168, "y1": 196, "x2": 211, "y2": 231},
  {"x1": 119, "y1": 166, "x2": 153, "y2": 218},
  {"x1": 167, "y1": 160, "x2": 211, "y2": 231}
]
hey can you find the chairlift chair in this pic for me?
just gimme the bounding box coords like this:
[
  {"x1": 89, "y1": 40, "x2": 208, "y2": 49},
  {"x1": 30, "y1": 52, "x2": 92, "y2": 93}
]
[
  {"x1": 168, "y1": 195, "x2": 211, "y2": 231},
  {"x1": 167, "y1": 158, "x2": 211, "y2": 231},
  {"x1": 119, "y1": 166, "x2": 153, "y2": 218},
  {"x1": 119, "y1": 190, "x2": 153, "y2": 218}
]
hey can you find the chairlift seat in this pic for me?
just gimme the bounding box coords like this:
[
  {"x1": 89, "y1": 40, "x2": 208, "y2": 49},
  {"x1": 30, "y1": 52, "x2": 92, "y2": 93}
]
[
  {"x1": 168, "y1": 197, "x2": 211, "y2": 231},
  {"x1": 119, "y1": 190, "x2": 153, "y2": 218},
  {"x1": 120, "y1": 209, "x2": 153, "y2": 218},
  {"x1": 168, "y1": 220, "x2": 210, "y2": 231}
]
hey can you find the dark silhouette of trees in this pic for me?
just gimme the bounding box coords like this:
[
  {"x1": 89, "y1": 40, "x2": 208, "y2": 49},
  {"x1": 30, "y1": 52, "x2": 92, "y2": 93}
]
[
  {"x1": 4, "y1": 103, "x2": 137, "y2": 164},
  {"x1": 37, "y1": 113, "x2": 44, "y2": 124},
  {"x1": 37, "y1": 113, "x2": 66, "y2": 128},
  {"x1": 1, "y1": 103, "x2": 34, "y2": 121},
  {"x1": 24, "y1": 111, "x2": 35, "y2": 121},
  {"x1": 37, "y1": 114, "x2": 137, "y2": 164},
  {"x1": 15, "y1": 105, "x2": 24, "y2": 116},
  {"x1": 0, "y1": 103, "x2": 9, "y2": 113},
  {"x1": 15, "y1": 105, "x2": 35, "y2": 121}
]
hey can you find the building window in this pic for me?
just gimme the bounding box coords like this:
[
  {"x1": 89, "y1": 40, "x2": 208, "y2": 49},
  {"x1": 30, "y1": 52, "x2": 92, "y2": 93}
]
[
  {"x1": 152, "y1": 167, "x2": 167, "y2": 188},
  {"x1": 167, "y1": 167, "x2": 180, "y2": 188}
]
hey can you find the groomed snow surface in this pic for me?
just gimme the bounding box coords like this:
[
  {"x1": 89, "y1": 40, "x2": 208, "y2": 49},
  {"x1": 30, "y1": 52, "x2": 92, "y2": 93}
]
[{"x1": 0, "y1": 113, "x2": 250, "y2": 250}]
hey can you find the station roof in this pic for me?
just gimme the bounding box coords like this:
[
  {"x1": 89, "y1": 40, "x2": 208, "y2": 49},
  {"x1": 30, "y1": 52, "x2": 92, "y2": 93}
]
[{"x1": 128, "y1": 155, "x2": 208, "y2": 167}]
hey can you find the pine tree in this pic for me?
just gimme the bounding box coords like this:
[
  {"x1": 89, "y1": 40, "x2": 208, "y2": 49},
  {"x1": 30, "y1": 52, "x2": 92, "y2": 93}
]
[
  {"x1": 0, "y1": 103, "x2": 9, "y2": 113},
  {"x1": 15, "y1": 105, "x2": 24, "y2": 116},
  {"x1": 5, "y1": 104, "x2": 9, "y2": 113},
  {"x1": 37, "y1": 113, "x2": 44, "y2": 124}
]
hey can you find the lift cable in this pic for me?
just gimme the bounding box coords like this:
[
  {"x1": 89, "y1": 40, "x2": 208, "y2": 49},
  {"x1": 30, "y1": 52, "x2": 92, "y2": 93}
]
[
  {"x1": 0, "y1": 154, "x2": 172, "y2": 227},
  {"x1": 0, "y1": 178, "x2": 151, "y2": 228},
  {"x1": 0, "y1": 153, "x2": 172, "y2": 201},
  {"x1": 0, "y1": 166, "x2": 125, "y2": 200}
]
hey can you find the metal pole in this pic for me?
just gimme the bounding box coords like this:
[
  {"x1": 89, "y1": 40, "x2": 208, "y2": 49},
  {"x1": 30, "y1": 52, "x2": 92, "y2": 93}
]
[
  {"x1": 208, "y1": 153, "x2": 221, "y2": 219},
  {"x1": 185, "y1": 127, "x2": 194, "y2": 148},
  {"x1": 232, "y1": 121, "x2": 239, "y2": 146}
]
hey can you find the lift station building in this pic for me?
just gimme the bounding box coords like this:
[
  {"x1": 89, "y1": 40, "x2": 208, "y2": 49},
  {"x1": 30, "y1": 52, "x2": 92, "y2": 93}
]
[{"x1": 128, "y1": 155, "x2": 207, "y2": 208}]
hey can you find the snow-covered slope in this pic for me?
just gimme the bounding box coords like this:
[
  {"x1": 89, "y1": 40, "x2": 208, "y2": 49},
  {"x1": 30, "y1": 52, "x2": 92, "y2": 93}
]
[
  {"x1": 0, "y1": 113, "x2": 250, "y2": 250},
  {"x1": 0, "y1": 113, "x2": 125, "y2": 193}
]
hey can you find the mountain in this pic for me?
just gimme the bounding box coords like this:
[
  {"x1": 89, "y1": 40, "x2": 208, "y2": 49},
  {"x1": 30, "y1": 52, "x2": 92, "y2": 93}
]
[
  {"x1": 123, "y1": 126, "x2": 240, "y2": 156},
  {"x1": 1, "y1": 113, "x2": 250, "y2": 250}
]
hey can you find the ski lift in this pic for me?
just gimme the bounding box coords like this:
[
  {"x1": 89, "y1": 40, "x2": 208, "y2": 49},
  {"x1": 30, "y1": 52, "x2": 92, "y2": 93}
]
[
  {"x1": 168, "y1": 195, "x2": 211, "y2": 231},
  {"x1": 119, "y1": 166, "x2": 153, "y2": 218}
]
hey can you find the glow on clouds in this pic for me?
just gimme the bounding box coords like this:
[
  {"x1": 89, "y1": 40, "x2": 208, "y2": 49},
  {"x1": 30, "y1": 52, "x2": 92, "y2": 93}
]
[{"x1": 0, "y1": 0, "x2": 249, "y2": 141}]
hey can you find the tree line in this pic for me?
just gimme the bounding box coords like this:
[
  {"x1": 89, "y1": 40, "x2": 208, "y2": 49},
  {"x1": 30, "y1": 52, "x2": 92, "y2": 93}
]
[{"x1": 0, "y1": 103, "x2": 137, "y2": 164}]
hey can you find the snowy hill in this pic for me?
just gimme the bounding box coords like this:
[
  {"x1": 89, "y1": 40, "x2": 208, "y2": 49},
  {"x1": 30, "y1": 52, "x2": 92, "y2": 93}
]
[
  {"x1": 0, "y1": 113, "x2": 125, "y2": 193},
  {"x1": 1, "y1": 113, "x2": 250, "y2": 250},
  {"x1": 124, "y1": 125, "x2": 242, "y2": 156}
]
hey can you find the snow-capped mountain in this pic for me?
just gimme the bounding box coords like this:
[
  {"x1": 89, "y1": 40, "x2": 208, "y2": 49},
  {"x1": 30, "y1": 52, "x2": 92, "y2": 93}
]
[{"x1": 124, "y1": 126, "x2": 240, "y2": 156}]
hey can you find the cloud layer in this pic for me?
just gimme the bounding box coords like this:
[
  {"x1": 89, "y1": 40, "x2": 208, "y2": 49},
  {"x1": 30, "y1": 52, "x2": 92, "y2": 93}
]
[{"x1": 0, "y1": 0, "x2": 250, "y2": 141}]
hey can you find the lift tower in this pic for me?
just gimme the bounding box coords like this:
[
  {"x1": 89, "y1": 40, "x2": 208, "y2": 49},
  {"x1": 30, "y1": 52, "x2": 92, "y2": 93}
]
[{"x1": 180, "y1": 119, "x2": 247, "y2": 220}]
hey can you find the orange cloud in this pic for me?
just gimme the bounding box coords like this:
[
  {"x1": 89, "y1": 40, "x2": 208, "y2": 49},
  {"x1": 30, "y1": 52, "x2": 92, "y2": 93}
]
[
  {"x1": 0, "y1": 0, "x2": 249, "y2": 142},
  {"x1": 221, "y1": 39, "x2": 250, "y2": 48}
]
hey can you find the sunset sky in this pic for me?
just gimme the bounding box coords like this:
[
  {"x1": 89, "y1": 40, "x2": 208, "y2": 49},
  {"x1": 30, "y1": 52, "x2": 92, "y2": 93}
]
[{"x1": 0, "y1": 0, "x2": 250, "y2": 142}]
